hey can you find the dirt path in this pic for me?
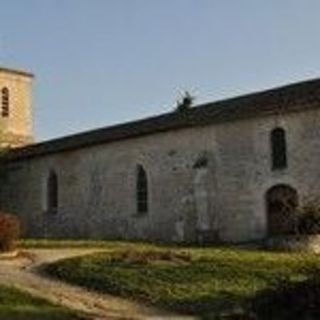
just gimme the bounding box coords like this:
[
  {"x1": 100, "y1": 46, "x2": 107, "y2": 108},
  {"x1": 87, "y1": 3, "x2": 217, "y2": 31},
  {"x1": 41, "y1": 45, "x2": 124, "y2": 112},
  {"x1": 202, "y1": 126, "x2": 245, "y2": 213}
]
[{"x1": 0, "y1": 249, "x2": 195, "y2": 320}]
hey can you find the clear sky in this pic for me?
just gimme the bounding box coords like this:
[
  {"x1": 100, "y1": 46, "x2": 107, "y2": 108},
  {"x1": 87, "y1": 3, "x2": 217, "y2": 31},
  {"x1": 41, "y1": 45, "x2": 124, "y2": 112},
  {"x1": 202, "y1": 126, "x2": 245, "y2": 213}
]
[{"x1": 1, "y1": 0, "x2": 320, "y2": 141}]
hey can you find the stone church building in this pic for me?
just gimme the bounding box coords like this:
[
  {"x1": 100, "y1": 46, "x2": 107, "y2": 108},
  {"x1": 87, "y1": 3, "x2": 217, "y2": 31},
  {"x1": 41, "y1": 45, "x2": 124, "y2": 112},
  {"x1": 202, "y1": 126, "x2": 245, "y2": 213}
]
[{"x1": 0, "y1": 66, "x2": 319, "y2": 243}]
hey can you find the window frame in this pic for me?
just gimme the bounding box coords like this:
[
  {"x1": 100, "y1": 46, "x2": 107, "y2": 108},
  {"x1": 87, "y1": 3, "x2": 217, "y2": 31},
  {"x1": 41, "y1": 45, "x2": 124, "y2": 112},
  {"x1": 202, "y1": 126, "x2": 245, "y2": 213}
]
[
  {"x1": 136, "y1": 165, "x2": 148, "y2": 214},
  {"x1": 1, "y1": 87, "x2": 9, "y2": 117},
  {"x1": 46, "y1": 170, "x2": 59, "y2": 214},
  {"x1": 271, "y1": 127, "x2": 288, "y2": 170}
]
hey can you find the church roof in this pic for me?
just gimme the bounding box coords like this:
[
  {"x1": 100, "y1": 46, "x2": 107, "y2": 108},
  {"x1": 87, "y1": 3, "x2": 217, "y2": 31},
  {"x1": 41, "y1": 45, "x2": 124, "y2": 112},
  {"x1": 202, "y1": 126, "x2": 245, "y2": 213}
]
[{"x1": 7, "y1": 77, "x2": 320, "y2": 161}]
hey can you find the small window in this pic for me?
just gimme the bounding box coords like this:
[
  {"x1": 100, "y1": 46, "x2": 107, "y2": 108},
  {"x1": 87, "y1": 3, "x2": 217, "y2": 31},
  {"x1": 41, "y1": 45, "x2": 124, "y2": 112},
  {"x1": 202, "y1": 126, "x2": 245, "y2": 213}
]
[
  {"x1": 136, "y1": 165, "x2": 148, "y2": 214},
  {"x1": 271, "y1": 128, "x2": 287, "y2": 170},
  {"x1": 47, "y1": 170, "x2": 58, "y2": 213},
  {"x1": 1, "y1": 87, "x2": 9, "y2": 117}
]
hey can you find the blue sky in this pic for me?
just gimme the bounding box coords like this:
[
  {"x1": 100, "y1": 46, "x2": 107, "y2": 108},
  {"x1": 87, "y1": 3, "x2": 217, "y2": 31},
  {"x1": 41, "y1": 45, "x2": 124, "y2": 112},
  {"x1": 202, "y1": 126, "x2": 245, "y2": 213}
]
[{"x1": 1, "y1": 0, "x2": 320, "y2": 140}]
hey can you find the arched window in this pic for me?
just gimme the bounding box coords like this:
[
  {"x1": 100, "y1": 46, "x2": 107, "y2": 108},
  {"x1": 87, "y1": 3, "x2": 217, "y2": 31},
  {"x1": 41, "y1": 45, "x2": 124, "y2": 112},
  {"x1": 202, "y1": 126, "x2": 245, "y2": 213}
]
[
  {"x1": 1, "y1": 87, "x2": 9, "y2": 117},
  {"x1": 271, "y1": 128, "x2": 287, "y2": 170},
  {"x1": 136, "y1": 165, "x2": 148, "y2": 214},
  {"x1": 47, "y1": 170, "x2": 58, "y2": 213}
]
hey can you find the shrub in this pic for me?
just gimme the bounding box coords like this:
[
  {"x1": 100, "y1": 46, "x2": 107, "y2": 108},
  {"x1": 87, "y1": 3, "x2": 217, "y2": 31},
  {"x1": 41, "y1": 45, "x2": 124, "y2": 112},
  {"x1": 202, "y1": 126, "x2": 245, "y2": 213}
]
[
  {"x1": 0, "y1": 213, "x2": 20, "y2": 252},
  {"x1": 175, "y1": 91, "x2": 195, "y2": 112},
  {"x1": 296, "y1": 201, "x2": 320, "y2": 235},
  {"x1": 248, "y1": 277, "x2": 320, "y2": 319}
]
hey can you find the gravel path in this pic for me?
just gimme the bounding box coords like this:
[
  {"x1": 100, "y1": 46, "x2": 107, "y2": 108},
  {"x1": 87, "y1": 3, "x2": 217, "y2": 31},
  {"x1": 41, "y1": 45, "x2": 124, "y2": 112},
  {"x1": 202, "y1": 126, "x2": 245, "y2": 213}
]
[{"x1": 0, "y1": 249, "x2": 195, "y2": 320}]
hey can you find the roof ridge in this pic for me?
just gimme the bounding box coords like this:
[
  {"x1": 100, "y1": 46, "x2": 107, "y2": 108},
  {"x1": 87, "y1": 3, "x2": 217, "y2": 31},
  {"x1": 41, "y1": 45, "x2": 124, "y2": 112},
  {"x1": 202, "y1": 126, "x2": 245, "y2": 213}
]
[{"x1": 7, "y1": 77, "x2": 320, "y2": 161}]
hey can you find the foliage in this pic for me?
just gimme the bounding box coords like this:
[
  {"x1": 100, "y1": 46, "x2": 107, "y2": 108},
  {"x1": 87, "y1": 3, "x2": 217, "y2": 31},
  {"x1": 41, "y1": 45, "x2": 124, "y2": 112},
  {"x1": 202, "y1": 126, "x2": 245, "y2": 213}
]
[
  {"x1": 176, "y1": 91, "x2": 195, "y2": 112},
  {"x1": 295, "y1": 200, "x2": 320, "y2": 235},
  {"x1": 0, "y1": 285, "x2": 82, "y2": 320},
  {"x1": 0, "y1": 213, "x2": 20, "y2": 252},
  {"x1": 43, "y1": 245, "x2": 320, "y2": 318},
  {"x1": 249, "y1": 276, "x2": 320, "y2": 320}
]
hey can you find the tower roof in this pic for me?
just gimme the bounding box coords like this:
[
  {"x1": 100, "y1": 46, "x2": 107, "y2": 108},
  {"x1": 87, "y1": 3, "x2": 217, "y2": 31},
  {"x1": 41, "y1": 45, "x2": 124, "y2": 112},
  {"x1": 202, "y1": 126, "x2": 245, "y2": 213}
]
[{"x1": 0, "y1": 66, "x2": 34, "y2": 78}]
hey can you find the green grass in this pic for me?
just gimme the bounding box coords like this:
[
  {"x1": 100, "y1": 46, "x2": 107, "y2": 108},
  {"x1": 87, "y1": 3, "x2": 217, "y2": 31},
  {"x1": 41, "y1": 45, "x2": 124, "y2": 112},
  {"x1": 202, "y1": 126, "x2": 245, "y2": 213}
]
[
  {"x1": 0, "y1": 285, "x2": 82, "y2": 320},
  {"x1": 42, "y1": 244, "x2": 320, "y2": 318}
]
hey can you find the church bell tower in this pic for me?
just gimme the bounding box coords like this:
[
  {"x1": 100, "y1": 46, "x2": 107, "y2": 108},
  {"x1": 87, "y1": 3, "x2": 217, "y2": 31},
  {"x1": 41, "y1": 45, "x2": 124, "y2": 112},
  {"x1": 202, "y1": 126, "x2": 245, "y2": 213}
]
[{"x1": 0, "y1": 67, "x2": 34, "y2": 148}]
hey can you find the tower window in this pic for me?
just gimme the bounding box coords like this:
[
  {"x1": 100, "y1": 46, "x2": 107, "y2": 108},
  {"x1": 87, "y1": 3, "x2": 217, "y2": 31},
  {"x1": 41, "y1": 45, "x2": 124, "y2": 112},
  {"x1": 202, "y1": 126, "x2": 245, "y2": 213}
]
[
  {"x1": 47, "y1": 170, "x2": 58, "y2": 213},
  {"x1": 1, "y1": 87, "x2": 9, "y2": 117},
  {"x1": 271, "y1": 127, "x2": 287, "y2": 170},
  {"x1": 136, "y1": 165, "x2": 148, "y2": 214}
]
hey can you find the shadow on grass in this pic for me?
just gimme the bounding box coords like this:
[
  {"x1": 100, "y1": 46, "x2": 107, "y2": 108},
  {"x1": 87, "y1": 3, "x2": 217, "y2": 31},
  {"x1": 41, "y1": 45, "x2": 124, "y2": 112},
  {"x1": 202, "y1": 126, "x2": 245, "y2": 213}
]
[
  {"x1": 0, "y1": 285, "x2": 84, "y2": 320},
  {"x1": 248, "y1": 277, "x2": 320, "y2": 320}
]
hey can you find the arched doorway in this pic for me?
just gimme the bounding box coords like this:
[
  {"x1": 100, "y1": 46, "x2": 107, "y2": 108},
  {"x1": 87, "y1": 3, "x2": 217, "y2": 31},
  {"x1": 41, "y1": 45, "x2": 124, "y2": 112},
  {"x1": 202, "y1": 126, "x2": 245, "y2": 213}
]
[{"x1": 266, "y1": 185, "x2": 298, "y2": 236}]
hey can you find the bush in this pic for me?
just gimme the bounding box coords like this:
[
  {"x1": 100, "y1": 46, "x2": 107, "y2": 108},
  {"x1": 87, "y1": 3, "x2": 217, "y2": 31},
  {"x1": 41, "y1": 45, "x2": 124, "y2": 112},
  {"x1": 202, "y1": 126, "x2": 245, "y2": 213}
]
[
  {"x1": 296, "y1": 201, "x2": 320, "y2": 235},
  {"x1": 249, "y1": 277, "x2": 320, "y2": 319},
  {"x1": 0, "y1": 213, "x2": 20, "y2": 252}
]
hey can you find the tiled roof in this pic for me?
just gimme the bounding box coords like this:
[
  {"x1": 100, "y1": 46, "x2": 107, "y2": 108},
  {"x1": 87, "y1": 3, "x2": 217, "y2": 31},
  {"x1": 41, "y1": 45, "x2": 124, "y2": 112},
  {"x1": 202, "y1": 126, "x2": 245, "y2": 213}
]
[{"x1": 7, "y1": 78, "x2": 320, "y2": 161}]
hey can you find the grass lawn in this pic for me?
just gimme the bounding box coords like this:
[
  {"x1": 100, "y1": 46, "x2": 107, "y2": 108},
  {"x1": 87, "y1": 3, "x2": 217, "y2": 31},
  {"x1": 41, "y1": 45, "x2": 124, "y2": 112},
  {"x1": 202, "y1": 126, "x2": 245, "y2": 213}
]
[
  {"x1": 41, "y1": 243, "x2": 320, "y2": 319},
  {"x1": 0, "y1": 284, "x2": 82, "y2": 320}
]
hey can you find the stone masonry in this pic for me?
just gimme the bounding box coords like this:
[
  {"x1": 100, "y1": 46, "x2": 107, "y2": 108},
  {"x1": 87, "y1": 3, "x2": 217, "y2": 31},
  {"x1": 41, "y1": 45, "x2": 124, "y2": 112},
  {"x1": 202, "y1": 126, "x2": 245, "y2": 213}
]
[
  {"x1": 1, "y1": 68, "x2": 320, "y2": 243},
  {"x1": 0, "y1": 68, "x2": 33, "y2": 147}
]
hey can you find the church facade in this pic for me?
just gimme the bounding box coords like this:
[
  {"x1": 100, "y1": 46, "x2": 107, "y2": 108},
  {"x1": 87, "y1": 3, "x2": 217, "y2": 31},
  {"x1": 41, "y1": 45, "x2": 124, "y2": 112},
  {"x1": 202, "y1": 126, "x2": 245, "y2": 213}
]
[{"x1": 0, "y1": 66, "x2": 320, "y2": 243}]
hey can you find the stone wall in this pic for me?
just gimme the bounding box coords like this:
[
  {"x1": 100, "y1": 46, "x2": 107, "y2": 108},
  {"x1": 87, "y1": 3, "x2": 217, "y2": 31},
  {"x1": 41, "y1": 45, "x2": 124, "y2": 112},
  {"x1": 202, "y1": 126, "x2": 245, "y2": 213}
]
[
  {"x1": 1, "y1": 107, "x2": 320, "y2": 243},
  {"x1": 0, "y1": 70, "x2": 33, "y2": 147}
]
